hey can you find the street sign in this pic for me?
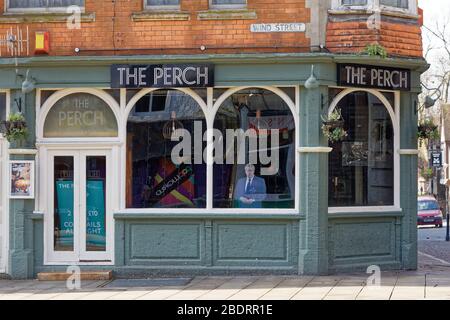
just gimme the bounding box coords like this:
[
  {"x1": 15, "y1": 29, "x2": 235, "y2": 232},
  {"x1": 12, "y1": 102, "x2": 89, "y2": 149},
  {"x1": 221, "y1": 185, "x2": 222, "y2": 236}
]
[{"x1": 431, "y1": 152, "x2": 442, "y2": 168}]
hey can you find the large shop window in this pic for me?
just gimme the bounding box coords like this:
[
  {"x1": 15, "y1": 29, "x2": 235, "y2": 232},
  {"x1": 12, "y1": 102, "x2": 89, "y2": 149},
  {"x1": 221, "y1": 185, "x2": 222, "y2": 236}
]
[
  {"x1": 213, "y1": 89, "x2": 295, "y2": 209},
  {"x1": 328, "y1": 91, "x2": 394, "y2": 207},
  {"x1": 8, "y1": 0, "x2": 84, "y2": 10},
  {"x1": 126, "y1": 90, "x2": 207, "y2": 209}
]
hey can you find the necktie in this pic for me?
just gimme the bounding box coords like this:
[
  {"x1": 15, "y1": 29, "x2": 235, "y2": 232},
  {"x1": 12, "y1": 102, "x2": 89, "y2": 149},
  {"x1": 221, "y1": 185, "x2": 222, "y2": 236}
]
[{"x1": 245, "y1": 178, "x2": 252, "y2": 193}]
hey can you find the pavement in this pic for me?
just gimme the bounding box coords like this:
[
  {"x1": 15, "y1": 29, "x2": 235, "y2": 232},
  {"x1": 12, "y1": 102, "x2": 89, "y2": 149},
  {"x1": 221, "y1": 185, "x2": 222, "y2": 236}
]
[{"x1": 0, "y1": 227, "x2": 448, "y2": 300}]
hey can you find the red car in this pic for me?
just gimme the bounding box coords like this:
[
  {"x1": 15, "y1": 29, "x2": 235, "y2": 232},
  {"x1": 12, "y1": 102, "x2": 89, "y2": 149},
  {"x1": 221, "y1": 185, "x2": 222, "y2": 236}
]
[{"x1": 418, "y1": 196, "x2": 443, "y2": 228}]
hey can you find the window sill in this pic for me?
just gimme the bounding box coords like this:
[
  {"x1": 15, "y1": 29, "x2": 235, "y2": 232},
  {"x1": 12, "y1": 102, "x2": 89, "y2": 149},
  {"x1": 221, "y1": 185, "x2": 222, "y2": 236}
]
[
  {"x1": 132, "y1": 11, "x2": 190, "y2": 21},
  {"x1": 0, "y1": 12, "x2": 95, "y2": 24},
  {"x1": 114, "y1": 210, "x2": 302, "y2": 220},
  {"x1": 197, "y1": 9, "x2": 257, "y2": 20},
  {"x1": 328, "y1": 207, "x2": 403, "y2": 217},
  {"x1": 328, "y1": 8, "x2": 419, "y2": 20}
]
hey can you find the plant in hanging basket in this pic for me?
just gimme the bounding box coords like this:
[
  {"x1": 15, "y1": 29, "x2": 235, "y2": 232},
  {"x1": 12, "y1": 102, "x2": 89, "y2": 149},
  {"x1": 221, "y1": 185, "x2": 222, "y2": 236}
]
[
  {"x1": 420, "y1": 167, "x2": 434, "y2": 180},
  {"x1": 322, "y1": 108, "x2": 348, "y2": 143},
  {"x1": 1, "y1": 113, "x2": 28, "y2": 143},
  {"x1": 418, "y1": 119, "x2": 439, "y2": 141}
]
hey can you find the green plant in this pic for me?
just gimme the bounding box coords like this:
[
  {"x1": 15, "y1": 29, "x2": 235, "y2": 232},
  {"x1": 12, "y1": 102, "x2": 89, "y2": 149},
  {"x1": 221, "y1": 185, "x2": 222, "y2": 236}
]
[
  {"x1": 363, "y1": 44, "x2": 388, "y2": 59},
  {"x1": 1, "y1": 113, "x2": 28, "y2": 143},
  {"x1": 418, "y1": 119, "x2": 439, "y2": 141},
  {"x1": 322, "y1": 109, "x2": 348, "y2": 143},
  {"x1": 420, "y1": 167, "x2": 434, "y2": 180}
]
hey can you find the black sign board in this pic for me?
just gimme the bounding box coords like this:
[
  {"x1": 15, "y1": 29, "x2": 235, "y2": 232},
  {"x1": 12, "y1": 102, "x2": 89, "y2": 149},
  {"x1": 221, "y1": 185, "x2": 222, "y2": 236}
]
[
  {"x1": 111, "y1": 64, "x2": 214, "y2": 88},
  {"x1": 337, "y1": 64, "x2": 411, "y2": 91},
  {"x1": 431, "y1": 152, "x2": 442, "y2": 168}
]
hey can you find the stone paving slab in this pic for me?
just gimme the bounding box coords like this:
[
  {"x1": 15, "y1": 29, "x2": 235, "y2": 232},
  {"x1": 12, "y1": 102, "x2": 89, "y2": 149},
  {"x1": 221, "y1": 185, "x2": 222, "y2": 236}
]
[{"x1": 1, "y1": 271, "x2": 450, "y2": 300}]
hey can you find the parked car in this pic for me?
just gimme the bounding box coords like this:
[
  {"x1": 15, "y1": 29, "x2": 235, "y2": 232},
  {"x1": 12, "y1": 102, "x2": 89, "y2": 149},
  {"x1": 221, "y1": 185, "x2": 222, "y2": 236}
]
[{"x1": 418, "y1": 196, "x2": 443, "y2": 228}]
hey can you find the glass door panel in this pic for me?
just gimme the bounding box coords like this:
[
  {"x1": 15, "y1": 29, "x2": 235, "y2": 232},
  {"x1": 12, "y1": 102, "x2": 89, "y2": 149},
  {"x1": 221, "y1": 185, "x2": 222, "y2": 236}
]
[
  {"x1": 85, "y1": 156, "x2": 107, "y2": 252},
  {"x1": 53, "y1": 156, "x2": 75, "y2": 252}
]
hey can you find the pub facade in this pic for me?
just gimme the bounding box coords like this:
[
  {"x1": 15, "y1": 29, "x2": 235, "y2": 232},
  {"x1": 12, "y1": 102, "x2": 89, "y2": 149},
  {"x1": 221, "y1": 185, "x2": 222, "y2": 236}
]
[{"x1": 0, "y1": 0, "x2": 426, "y2": 278}]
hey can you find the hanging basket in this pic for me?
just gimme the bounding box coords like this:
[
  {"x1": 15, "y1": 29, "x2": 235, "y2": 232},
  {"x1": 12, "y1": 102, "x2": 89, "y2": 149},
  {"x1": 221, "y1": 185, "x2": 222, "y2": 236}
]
[
  {"x1": 418, "y1": 120, "x2": 439, "y2": 141},
  {"x1": 322, "y1": 120, "x2": 345, "y2": 130},
  {"x1": 321, "y1": 109, "x2": 347, "y2": 143},
  {"x1": 1, "y1": 114, "x2": 28, "y2": 143}
]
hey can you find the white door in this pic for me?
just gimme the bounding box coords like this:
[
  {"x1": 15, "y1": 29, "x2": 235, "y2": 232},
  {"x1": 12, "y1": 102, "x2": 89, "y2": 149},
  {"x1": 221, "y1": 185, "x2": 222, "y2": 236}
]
[
  {"x1": 47, "y1": 149, "x2": 113, "y2": 263},
  {"x1": 0, "y1": 138, "x2": 6, "y2": 272}
]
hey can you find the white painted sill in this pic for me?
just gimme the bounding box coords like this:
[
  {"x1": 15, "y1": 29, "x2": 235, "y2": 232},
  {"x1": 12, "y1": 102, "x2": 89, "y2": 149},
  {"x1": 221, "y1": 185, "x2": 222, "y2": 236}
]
[{"x1": 328, "y1": 206, "x2": 403, "y2": 214}]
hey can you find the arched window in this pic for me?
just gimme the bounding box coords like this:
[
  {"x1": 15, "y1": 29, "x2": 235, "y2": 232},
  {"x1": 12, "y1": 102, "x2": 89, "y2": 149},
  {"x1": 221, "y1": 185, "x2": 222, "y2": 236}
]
[
  {"x1": 328, "y1": 91, "x2": 394, "y2": 207},
  {"x1": 213, "y1": 88, "x2": 296, "y2": 209},
  {"x1": 126, "y1": 89, "x2": 207, "y2": 209},
  {"x1": 43, "y1": 92, "x2": 118, "y2": 138}
]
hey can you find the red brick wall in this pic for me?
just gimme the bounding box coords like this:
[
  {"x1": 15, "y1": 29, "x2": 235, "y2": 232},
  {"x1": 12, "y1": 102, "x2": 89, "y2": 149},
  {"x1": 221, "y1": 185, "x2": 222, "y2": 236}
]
[
  {"x1": 326, "y1": 19, "x2": 423, "y2": 58},
  {"x1": 0, "y1": 0, "x2": 311, "y2": 57},
  {"x1": 0, "y1": 1, "x2": 424, "y2": 58}
]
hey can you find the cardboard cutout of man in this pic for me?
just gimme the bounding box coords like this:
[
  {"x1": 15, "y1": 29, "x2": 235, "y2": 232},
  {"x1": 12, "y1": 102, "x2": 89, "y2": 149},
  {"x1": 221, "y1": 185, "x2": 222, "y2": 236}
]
[{"x1": 234, "y1": 164, "x2": 267, "y2": 208}]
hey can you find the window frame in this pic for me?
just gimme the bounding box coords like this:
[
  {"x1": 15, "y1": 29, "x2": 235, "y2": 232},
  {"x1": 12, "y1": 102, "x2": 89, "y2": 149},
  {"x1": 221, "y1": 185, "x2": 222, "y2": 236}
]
[
  {"x1": 143, "y1": 0, "x2": 181, "y2": 11},
  {"x1": 0, "y1": 89, "x2": 10, "y2": 274},
  {"x1": 209, "y1": 0, "x2": 247, "y2": 10},
  {"x1": 5, "y1": 0, "x2": 85, "y2": 13},
  {"x1": 0, "y1": 90, "x2": 9, "y2": 139},
  {"x1": 327, "y1": 87, "x2": 401, "y2": 214},
  {"x1": 331, "y1": 0, "x2": 418, "y2": 16}
]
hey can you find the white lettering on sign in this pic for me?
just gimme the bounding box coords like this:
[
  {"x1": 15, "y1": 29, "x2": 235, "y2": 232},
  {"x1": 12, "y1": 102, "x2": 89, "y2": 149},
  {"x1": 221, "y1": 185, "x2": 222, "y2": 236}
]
[
  {"x1": 115, "y1": 65, "x2": 211, "y2": 87},
  {"x1": 59, "y1": 111, "x2": 105, "y2": 127},
  {"x1": 341, "y1": 65, "x2": 410, "y2": 90},
  {"x1": 250, "y1": 23, "x2": 306, "y2": 33}
]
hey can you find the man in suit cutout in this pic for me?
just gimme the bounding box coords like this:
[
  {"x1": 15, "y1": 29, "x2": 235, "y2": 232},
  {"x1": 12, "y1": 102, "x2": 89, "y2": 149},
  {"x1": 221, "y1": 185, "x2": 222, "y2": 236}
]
[{"x1": 234, "y1": 164, "x2": 267, "y2": 208}]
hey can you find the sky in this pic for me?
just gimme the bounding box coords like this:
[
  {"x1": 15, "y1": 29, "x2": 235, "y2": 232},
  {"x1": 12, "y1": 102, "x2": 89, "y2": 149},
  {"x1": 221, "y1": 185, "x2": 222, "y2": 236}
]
[{"x1": 419, "y1": 0, "x2": 450, "y2": 52}]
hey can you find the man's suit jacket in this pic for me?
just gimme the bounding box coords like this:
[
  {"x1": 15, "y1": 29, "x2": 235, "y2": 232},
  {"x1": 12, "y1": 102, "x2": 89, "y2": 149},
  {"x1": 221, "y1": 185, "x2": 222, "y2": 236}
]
[{"x1": 233, "y1": 176, "x2": 267, "y2": 208}]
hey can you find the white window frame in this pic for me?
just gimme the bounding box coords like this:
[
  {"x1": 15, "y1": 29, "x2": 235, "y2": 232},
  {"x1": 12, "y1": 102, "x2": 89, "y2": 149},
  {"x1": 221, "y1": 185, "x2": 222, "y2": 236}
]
[
  {"x1": 331, "y1": 0, "x2": 418, "y2": 16},
  {"x1": 144, "y1": 0, "x2": 181, "y2": 11},
  {"x1": 209, "y1": 0, "x2": 247, "y2": 10},
  {"x1": 5, "y1": 0, "x2": 85, "y2": 13},
  {"x1": 0, "y1": 90, "x2": 9, "y2": 274},
  {"x1": 122, "y1": 86, "x2": 300, "y2": 215},
  {"x1": 327, "y1": 87, "x2": 401, "y2": 214}
]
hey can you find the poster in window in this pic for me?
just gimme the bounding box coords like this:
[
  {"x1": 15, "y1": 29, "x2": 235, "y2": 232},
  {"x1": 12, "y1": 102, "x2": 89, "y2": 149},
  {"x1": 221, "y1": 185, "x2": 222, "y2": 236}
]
[
  {"x1": 9, "y1": 161, "x2": 34, "y2": 199},
  {"x1": 341, "y1": 142, "x2": 368, "y2": 167}
]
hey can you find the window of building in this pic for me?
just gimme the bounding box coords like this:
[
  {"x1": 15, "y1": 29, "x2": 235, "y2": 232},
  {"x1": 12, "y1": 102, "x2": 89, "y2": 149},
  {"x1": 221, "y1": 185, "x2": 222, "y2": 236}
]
[
  {"x1": 380, "y1": 0, "x2": 408, "y2": 9},
  {"x1": 126, "y1": 90, "x2": 207, "y2": 209},
  {"x1": 7, "y1": 0, "x2": 84, "y2": 12},
  {"x1": 125, "y1": 87, "x2": 297, "y2": 211},
  {"x1": 328, "y1": 91, "x2": 394, "y2": 207},
  {"x1": 210, "y1": 0, "x2": 246, "y2": 10},
  {"x1": 145, "y1": 0, "x2": 180, "y2": 10},
  {"x1": 213, "y1": 88, "x2": 296, "y2": 209},
  {"x1": 333, "y1": 0, "x2": 416, "y2": 14}
]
